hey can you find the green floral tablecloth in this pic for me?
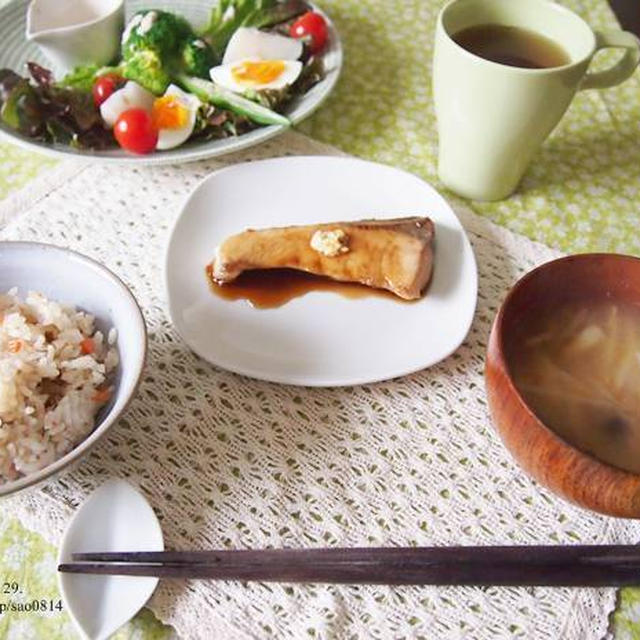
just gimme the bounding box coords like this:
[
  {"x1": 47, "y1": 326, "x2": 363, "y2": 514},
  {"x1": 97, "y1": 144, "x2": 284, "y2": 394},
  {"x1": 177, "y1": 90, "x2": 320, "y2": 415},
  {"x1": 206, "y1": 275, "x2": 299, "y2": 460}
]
[{"x1": 1, "y1": 0, "x2": 639, "y2": 637}]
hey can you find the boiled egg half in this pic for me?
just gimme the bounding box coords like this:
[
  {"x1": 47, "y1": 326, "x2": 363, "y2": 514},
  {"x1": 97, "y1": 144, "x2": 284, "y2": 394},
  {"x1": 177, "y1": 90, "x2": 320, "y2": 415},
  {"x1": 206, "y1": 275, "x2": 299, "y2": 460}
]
[
  {"x1": 209, "y1": 59, "x2": 303, "y2": 93},
  {"x1": 100, "y1": 81, "x2": 155, "y2": 128},
  {"x1": 222, "y1": 27, "x2": 303, "y2": 64},
  {"x1": 151, "y1": 84, "x2": 200, "y2": 150}
]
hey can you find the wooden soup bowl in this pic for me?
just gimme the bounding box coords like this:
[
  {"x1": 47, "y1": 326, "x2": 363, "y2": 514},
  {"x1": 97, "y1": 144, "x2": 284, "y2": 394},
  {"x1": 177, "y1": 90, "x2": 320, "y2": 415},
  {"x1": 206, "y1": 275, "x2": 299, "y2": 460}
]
[{"x1": 485, "y1": 253, "x2": 640, "y2": 518}]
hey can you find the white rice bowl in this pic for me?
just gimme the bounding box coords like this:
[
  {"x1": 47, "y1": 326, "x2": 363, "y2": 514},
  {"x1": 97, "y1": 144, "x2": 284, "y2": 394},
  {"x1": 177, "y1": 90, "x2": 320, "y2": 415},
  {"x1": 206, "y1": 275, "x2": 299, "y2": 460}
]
[{"x1": 0, "y1": 288, "x2": 119, "y2": 483}]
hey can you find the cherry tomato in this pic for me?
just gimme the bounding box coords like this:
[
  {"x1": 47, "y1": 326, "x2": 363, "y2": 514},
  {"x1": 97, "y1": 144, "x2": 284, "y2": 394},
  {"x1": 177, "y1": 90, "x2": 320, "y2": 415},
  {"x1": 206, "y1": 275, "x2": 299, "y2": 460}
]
[
  {"x1": 289, "y1": 11, "x2": 328, "y2": 54},
  {"x1": 113, "y1": 108, "x2": 158, "y2": 154},
  {"x1": 92, "y1": 74, "x2": 122, "y2": 107}
]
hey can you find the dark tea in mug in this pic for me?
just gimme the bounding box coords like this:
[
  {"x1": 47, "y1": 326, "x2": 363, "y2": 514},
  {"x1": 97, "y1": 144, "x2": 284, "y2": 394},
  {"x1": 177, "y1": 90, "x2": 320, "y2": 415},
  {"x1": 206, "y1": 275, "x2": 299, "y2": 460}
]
[{"x1": 452, "y1": 24, "x2": 570, "y2": 69}]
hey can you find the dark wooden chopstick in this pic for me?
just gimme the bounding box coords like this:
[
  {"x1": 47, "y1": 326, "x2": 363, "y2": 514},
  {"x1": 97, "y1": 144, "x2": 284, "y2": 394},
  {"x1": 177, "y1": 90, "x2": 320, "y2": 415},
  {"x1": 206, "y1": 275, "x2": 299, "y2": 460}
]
[
  {"x1": 58, "y1": 545, "x2": 640, "y2": 586},
  {"x1": 70, "y1": 544, "x2": 640, "y2": 565}
]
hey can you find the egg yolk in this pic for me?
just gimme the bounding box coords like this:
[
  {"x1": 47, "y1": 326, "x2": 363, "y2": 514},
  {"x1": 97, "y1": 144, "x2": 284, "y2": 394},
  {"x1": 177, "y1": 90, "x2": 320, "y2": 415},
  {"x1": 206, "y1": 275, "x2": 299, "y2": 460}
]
[
  {"x1": 231, "y1": 60, "x2": 286, "y2": 86},
  {"x1": 151, "y1": 95, "x2": 189, "y2": 130}
]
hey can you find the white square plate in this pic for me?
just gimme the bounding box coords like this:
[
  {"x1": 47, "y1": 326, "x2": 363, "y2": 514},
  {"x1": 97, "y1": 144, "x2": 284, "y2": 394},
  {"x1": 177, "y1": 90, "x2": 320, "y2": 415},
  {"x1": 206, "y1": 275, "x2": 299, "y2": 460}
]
[{"x1": 165, "y1": 156, "x2": 477, "y2": 386}]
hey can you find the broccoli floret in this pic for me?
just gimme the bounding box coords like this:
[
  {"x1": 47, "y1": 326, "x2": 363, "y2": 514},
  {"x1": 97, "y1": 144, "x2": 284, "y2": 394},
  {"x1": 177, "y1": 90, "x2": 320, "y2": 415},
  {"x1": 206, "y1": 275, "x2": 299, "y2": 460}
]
[
  {"x1": 180, "y1": 37, "x2": 217, "y2": 78},
  {"x1": 120, "y1": 49, "x2": 172, "y2": 95},
  {"x1": 122, "y1": 10, "x2": 193, "y2": 60},
  {"x1": 120, "y1": 10, "x2": 214, "y2": 93}
]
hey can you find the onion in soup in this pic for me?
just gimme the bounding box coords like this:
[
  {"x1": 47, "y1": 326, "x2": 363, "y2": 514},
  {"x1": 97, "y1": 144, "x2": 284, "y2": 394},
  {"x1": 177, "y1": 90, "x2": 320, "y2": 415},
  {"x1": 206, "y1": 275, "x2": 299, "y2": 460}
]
[{"x1": 510, "y1": 301, "x2": 640, "y2": 474}]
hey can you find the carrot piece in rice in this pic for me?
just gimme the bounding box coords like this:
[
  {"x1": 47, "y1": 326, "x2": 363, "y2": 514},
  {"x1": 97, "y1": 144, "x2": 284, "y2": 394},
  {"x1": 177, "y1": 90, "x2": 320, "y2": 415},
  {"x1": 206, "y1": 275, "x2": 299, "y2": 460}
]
[
  {"x1": 7, "y1": 339, "x2": 22, "y2": 353},
  {"x1": 80, "y1": 338, "x2": 95, "y2": 354},
  {"x1": 92, "y1": 388, "x2": 111, "y2": 403}
]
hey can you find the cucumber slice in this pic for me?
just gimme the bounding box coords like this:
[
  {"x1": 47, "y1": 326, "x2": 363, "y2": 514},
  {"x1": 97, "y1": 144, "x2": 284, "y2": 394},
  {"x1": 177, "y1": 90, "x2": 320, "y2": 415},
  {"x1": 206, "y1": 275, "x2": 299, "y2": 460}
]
[{"x1": 176, "y1": 74, "x2": 290, "y2": 127}]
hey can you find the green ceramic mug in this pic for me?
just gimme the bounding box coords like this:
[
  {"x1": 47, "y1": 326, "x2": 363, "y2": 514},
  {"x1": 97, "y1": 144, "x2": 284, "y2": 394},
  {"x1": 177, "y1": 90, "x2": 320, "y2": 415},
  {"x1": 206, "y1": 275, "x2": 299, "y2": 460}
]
[{"x1": 433, "y1": 0, "x2": 640, "y2": 201}]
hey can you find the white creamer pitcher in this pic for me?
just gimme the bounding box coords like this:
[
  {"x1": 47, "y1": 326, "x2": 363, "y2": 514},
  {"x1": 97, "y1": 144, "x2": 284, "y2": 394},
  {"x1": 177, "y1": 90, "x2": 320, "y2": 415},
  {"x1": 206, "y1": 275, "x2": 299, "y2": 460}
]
[{"x1": 26, "y1": 0, "x2": 124, "y2": 72}]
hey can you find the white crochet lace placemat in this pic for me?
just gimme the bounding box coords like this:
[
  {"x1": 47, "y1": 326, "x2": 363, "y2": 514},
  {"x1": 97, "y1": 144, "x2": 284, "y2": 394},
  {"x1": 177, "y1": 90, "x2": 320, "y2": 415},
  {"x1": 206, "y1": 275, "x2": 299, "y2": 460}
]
[{"x1": 2, "y1": 132, "x2": 638, "y2": 640}]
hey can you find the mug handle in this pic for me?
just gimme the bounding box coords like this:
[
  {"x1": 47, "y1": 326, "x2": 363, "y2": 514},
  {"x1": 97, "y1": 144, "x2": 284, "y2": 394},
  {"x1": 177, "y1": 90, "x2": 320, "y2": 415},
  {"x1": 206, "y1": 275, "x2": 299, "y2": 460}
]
[{"x1": 580, "y1": 30, "x2": 640, "y2": 90}]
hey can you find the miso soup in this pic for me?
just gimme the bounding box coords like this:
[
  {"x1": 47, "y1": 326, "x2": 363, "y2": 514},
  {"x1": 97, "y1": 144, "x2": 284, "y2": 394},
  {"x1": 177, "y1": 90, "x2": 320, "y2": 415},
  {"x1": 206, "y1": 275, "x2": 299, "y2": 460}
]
[{"x1": 510, "y1": 301, "x2": 640, "y2": 474}]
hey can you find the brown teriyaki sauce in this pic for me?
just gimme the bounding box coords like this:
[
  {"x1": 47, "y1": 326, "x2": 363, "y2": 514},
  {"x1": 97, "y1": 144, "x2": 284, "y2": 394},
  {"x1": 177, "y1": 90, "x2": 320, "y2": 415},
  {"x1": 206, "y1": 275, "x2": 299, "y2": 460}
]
[{"x1": 205, "y1": 265, "x2": 408, "y2": 309}]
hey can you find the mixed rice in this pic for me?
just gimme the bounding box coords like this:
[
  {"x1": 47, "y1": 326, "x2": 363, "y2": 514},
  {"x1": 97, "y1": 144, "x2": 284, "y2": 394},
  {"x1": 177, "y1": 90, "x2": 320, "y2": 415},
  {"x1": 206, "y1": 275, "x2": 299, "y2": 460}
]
[{"x1": 0, "y1": 289, "x2": 118, "y2": 483}]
